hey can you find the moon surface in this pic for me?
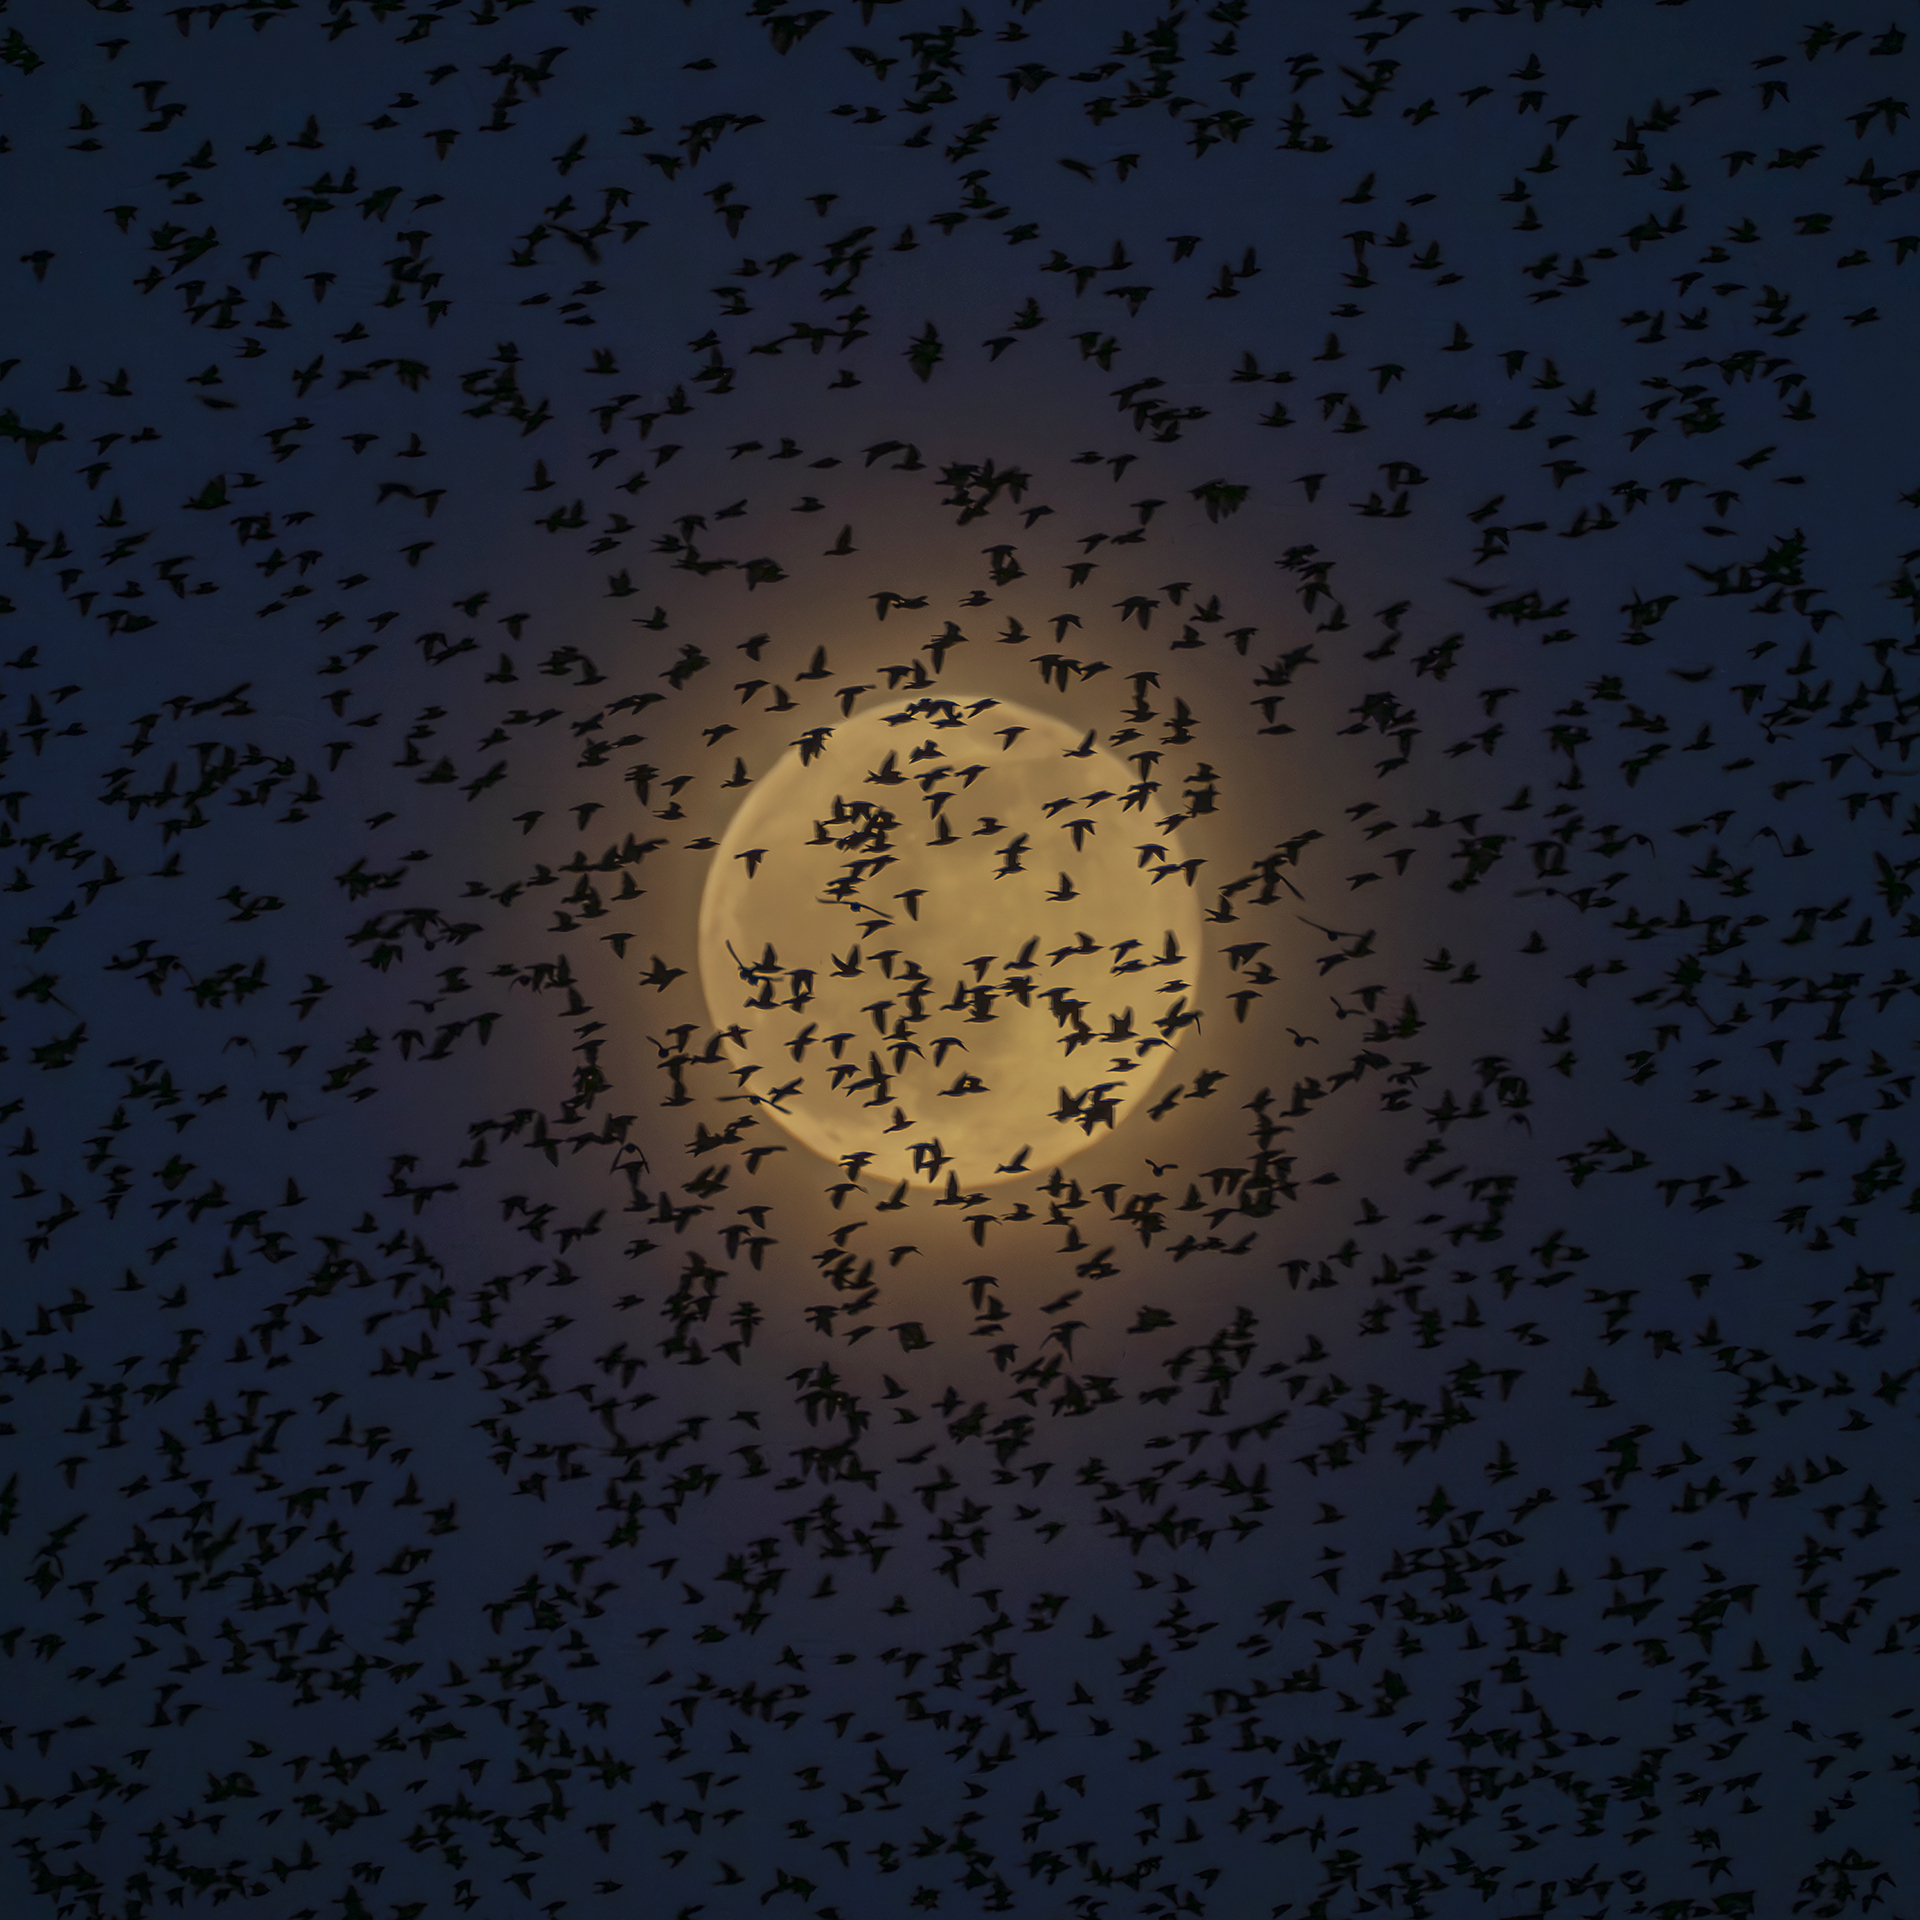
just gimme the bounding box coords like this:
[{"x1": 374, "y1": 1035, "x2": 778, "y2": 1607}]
[{"x1": 697, "y1": 694, "x2": 1205, "y2": 1188}]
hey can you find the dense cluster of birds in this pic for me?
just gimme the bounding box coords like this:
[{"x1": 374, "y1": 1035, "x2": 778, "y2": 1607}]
[
  {"x1": 696, "y1": 692, "x2": 1211, "y2": 1189},
  {"x1": 1, "y1": 1, "x2": 1917, "y2": 1916}
]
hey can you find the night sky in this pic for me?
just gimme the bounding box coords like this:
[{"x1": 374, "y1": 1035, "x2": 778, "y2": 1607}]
[{"x1": 2, "y1": 2, "x2": 1918, "y2": 1916}]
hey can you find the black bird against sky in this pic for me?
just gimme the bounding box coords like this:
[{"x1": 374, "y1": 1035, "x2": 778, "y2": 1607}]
[{"x1": 1, "y1": 2, "x2": 1917, "y2": 1917}]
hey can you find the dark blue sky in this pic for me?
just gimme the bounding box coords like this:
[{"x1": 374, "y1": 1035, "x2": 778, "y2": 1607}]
[{"x1": 2, "y1": 2, "x2": 1916, "y2": 1917}]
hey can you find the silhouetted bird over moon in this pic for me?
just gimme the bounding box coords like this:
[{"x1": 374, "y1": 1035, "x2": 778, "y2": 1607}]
[{"x1": 699, "y1": 695, "x2": 1203, "y2": 1187}]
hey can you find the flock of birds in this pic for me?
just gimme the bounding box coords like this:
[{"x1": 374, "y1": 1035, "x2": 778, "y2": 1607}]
[
  {"x1": 1, "y1": 1, "x2": 1916, "y2": 1916},
  {"x1": 694, "y1": 691, "x2": 1213, "y2": 1190}
]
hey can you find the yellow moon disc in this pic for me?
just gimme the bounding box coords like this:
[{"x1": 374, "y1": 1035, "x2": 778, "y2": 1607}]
[{"x1": 697, "y1": 694, "x2": 1203, "y2": 1188}]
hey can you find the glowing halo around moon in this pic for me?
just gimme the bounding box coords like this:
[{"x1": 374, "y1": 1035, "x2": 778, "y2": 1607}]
[{"x1": 696, "y1": 694, "x2": 1205, "y2": 1190}]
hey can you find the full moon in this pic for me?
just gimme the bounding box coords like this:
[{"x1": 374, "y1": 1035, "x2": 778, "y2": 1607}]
[{"x1": 697, "y1": 694, "x2": 1204, "y2": 1188}]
